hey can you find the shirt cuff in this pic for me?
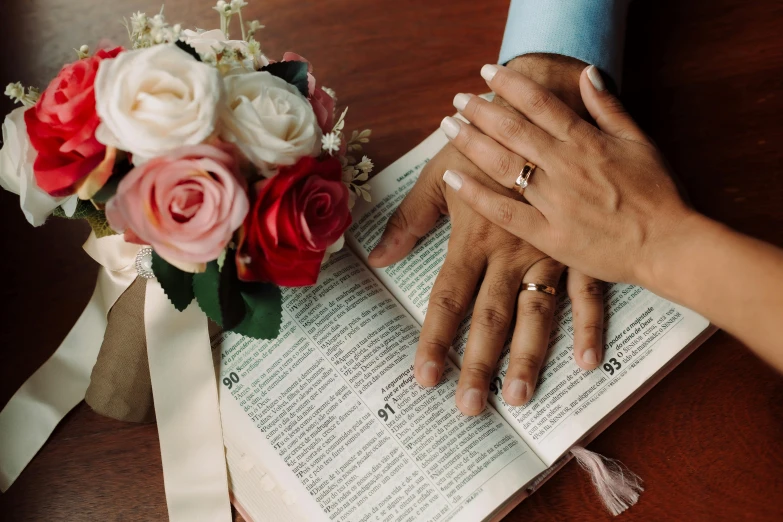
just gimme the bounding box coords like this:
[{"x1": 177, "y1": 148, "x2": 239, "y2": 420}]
[{"x1": 499, "y1": 0, "x2": 631, "y2": 88}]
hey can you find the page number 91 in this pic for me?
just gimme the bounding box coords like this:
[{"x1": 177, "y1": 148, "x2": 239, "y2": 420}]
[{"x1": 378, "y1": 403, "x2": 395, "y2": 422}]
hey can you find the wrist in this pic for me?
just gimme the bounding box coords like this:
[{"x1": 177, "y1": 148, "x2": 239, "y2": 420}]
[
  {"x1": 636, "y1": 210, "x2": 721, "y2": 299},
  {"x1": 504, "y1": 53, "x2": 587, "y2": 117}
]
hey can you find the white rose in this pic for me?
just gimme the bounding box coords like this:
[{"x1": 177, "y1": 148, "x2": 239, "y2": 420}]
[
  {"x1": 181, "y1": 29, "x2": 269, "y2": 71},
  {"x1": 94, "y1": 43, "x2": 223, "y2": 162},
  {"x1": 0, "y1": 107, "x2": 77, "y2": 226},
  {"x1": 220, "y1": 71, "x2": 321, "y2": 174}
]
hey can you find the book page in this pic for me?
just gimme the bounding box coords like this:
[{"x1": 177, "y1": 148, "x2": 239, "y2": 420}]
[
  {"x1": 347, "y1": 129, "x2": 711, "y2": 465},
  {"x1": 216, "y1": 247, "x2": 546, "y2": 522}
]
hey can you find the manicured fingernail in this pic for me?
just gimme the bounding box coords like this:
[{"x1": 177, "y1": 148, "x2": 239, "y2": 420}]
[
  {"x1": 587, "y1": 65, "x2": 605, "y2": 92},
  {"x1": 583, "y1": 348, "x2": 598, "y2": 366},
  {"x1": 481, "y1": 64, "x2": 499, "y2": 83},
  {"x1": 421, "y1": 361, "x2": 441, "y2": 384},
  {"x1": 443, "y1": 170, "x2": 463, "y2": 191},
  {"x1": 506, "y1": 379, "x2": 528, "y2": 404},
  {"x1": 453, "y1": 93, "x2": 471, "y2": 112},
  {"x1": 462, "y1": 388, "x2": 485, "y2": 412},
  {"x1": 440, "y1": 116, "x2": 461, "y2": 139}
]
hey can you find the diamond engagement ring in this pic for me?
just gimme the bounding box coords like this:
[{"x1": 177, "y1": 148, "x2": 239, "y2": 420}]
[{"x1": 514, "y1": 162, "x2": 537, "y2": 197}]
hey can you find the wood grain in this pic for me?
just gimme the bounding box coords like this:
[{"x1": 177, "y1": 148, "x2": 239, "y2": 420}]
[{"x1": 1, "y1": 0, "x2": 781, "y2": 520}]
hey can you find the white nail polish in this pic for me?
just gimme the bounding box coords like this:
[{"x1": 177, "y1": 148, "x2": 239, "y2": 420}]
[
  {"x1": 481, "y1": 64, "x2": 499, "y2": 83},
  {"x1": 453, "y1": 93, "x2": 471, "y2": 112},
  {"x1": 443, "y1": 170, "x2": 463, "y2": 191},
  {"x1": 440, "y1": 116, "x2": 460, "y2": 139},
  {"x1": 587, "y1": 65, "x2": 605, "y2": 92}
]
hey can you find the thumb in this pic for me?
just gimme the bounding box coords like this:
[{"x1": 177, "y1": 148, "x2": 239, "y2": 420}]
[
  {"x1": 580, "y1": 65, "x2": 648, "y2": 143},
  {"x1": 367, "y1": 172, "x2": 443, "y2": 267}
]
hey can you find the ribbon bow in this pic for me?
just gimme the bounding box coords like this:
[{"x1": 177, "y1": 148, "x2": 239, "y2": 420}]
[{"x1": 0, "y1": 233, "x2": 232, "y2": 522}]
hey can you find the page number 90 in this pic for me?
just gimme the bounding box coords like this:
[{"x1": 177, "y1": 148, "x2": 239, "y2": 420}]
[{"x1": 223, "y1": 372, "x2": 240, "y2": 389}]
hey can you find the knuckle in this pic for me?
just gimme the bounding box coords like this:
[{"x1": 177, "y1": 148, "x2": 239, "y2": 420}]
[
  {"x1": 579, "y1": 322, "x2": 604, "y2": 336},
  {"x1": 603, "y1": 95, "x2": 628, "y2": 116},
  {"x1": 386, "y1": 206, "x2": 410, "y2": 233},
  {"x1": 584, "y1": 136, "x2": 610, "y2": 156},
  {"x1": 465, "y1": 99, "x2": 483, "y2": 121},
  {"x1": 537, "y1": 258, "x2": 565, "y2": 278},
  {"x1": 526, "y1": 89, "x2": 553, "y2": 116},
  {"x1": 499, "y1": 115, "x2": 527, "y2": 141},
  {"x1": 491, "y1": 151, "x2": 514, "y2": 179},
  {"x1": 520, "y1": 294, "x2": 554, "y2": 318},
  {"x1": 429, "y1": 289, "x2": 469, "y2": 318},
  {"x1": 578, "y1": 281, "x2": 604, "y2": 301},
  {"x1": 461, "y1": 360, "x2": 496, "y2": 382},
  {"x1": 418, "y1": 335, "x2": 452, "y2": 354},
  {"x1": 473, "y1": 306, "x2": 512, "y2": 332},
  {"x1": 495, "y1": 200, "x2": 516, "y2": 225},
  {"x1": 510, "y1": 351, "x2": 543, "y2": 373}
]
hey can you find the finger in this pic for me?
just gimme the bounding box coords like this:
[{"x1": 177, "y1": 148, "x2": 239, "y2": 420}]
[
  {"x1": 580, "y1": 65, "x2": 649, "y2": 143},
  {"x1": 453, "y1": 93, "x2": 555, "y2": 167},
  {"x1": 414, "y1": 247, "x2": 484, "y2": 387},
  {"x1": 368, "y1": 168, "x2": 443, "y2": 267},
  {"x1": 567, "y1": 270, "x2": 605, "y2": 370},
  {"x1": 456, "y1": 260, "x2": 522, "y2": 415},
  {"x1": 440, "y1": 116, "x2": 551, "y2": 207},
  {"x1": 442, "y1": 170, "x2": 548, "y2": 248},
  {"x1": 503, "y1": 259, "x2": 564, "y2": 406},
  {"x1": 479, "y1": 64, "x2": 593, "y2": 142}
]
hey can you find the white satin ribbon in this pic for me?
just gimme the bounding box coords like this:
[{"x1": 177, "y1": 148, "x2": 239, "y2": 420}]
[
  {"x1": 146, "y1": 280, "x2": 231, "y2": 521},
  {"x1": 0, "y1": 233, "x2": 232, "y2": 522}
]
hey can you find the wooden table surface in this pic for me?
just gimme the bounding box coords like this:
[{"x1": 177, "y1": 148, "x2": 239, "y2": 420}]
[{"x1": 1, "y1": 0, "x2": 782, "y2": 520}]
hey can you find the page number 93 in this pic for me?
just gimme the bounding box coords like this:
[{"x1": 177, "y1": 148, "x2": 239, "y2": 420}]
[{"x1": 603, "y1": 358, "x2": 622, "y2": 376}]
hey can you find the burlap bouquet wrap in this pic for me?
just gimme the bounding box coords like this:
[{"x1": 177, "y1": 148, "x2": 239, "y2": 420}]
[
  {"x1": 84, "y1": 277, "x2": 156, "y2": 423},
  {"x1": 84, "y1": 277, "x2": 223, "y2": 424}
]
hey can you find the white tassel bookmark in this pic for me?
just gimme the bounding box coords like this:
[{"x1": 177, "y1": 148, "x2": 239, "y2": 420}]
[{"x1": 570, "y1": 446, "x2": 644, "y2": 516}]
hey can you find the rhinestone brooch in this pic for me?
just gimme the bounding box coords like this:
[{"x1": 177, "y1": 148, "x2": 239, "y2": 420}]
[{"x1": 135, "y1": 247, "x2": 156, "y2": 279}]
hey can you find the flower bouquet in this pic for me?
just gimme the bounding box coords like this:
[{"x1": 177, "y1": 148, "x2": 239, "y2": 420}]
[
  {"x1": 2, "y1": 1, "x2": 372, "y2": 339},
  {"x1": 0, "y1": 2, "x2": 372, "y2": 519}
]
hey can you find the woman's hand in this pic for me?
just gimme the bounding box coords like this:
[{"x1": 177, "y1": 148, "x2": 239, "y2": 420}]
[{"x1": 440, "y1": 64, "x2": 695, "y2": 288}]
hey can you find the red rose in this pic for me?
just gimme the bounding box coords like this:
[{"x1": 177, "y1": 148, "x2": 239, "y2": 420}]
[
  {"x1": 237, "y1": 156, "x2": 352, "y2": 286},
  {"x1": 24, "y1": 47, "x2": 123, "y2": 196}
]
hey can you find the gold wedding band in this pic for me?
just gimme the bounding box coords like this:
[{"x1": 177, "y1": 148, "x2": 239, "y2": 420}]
[
  {"x1": 514, "y1": 162, "x2": 537, "y2": 196},
  {"x1": 522, "y1": 283, "x2": 557, "y2": 296}
]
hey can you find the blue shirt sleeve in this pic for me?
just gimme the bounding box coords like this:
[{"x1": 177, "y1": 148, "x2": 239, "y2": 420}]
[{"x1": 499, "y1": 0, "x2": 631, "y2": 87}]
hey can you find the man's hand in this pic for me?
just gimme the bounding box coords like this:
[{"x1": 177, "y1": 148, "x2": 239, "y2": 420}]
[{"x1": 368, "y1": 54, "x2": 605, "y2": 415}]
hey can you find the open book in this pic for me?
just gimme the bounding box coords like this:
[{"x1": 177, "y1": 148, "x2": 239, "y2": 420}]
[{"x1": 215, "y1": 127, "x2": 716, "y2": 522}]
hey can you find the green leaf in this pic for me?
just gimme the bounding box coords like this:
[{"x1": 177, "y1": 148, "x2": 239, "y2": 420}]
[
  {"x1": 175, "y1": 39, "x2": 203, "y2": 62},
  {"x1": 219, "y1": 252, "x2": 247, "y2": 331},
  {"x1": 151, "y1": 252, "x2": 195, "y2": 312},
  {"x1": 232, "y1": 283, "x2": 282, "y2": 340},
  {"x1": 192, "y1": 261, "x2": 222, "y2": 324},
  {"x1": 92, "y1": 155, "x2": 133, "y2": 204},
  {"x1": 261, "y1": 61, "x2": 309, "y2": 98},
  {"x1": 53, "y1": 200, "x2": 118, "y2": 238},
  {"x1": 193, "y1": 253, "x2": 282, "y2": 340},
  {"x1": 86, "y1": 212, "x2": 118, "y2": 238}
]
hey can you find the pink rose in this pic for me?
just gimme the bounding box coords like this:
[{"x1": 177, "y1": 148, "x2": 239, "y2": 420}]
[
  {"x1": 282, "y1": 52, "x2": 335, "y2": 133},
  {"x1": 106, "y1": 144, "x2": 249, "y2": 272}
]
